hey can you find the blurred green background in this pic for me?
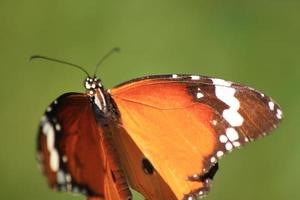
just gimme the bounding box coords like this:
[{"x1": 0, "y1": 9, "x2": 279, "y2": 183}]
[{"x1": 0, "y1": 0, "x2": 299, "y2": 200}]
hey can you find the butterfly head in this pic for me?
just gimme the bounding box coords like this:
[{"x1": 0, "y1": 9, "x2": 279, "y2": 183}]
[{"x1": 84, "y1": 76, "x2": 103, "y2": 95}]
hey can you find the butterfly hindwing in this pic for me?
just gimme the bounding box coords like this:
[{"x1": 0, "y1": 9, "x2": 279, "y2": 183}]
[
  {"x1": 109, "y1": 74, "x2": 282, "y2": 199},
  {"x1": 111, "y1": 125, "x2": 178, "y2": 200}
]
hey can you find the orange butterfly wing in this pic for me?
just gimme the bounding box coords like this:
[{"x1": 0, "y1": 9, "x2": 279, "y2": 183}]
[
  {"x1": 111, "y1": 125, "x2": 178, "y2": 200},
  {"x1": 109, "y1": 75, "x2": 282, "y2": 199},
  {"x1": 37, "y1": 93, "x2": 131, "y2": 200}
]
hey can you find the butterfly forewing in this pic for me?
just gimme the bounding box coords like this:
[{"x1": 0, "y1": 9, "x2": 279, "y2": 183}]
[
  {"x1": 110, "y1": 74, "x2": 282, "y2": 199},
  {"x1": 37, "y1": 93, "x2": 131, "y2": 200},
  {"x1": 37, "y1": 93, "x2": 105, "y2": 196}
]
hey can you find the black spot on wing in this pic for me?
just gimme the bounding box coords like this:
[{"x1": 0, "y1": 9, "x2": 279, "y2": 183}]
[{"x1": 142, "y1": 158, "x2": 155, "y2": 175}]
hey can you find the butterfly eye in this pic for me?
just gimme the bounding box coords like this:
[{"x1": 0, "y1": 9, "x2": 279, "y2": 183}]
[{"x1": 142, "y1": 158, "x2": 154, "y2": 175}]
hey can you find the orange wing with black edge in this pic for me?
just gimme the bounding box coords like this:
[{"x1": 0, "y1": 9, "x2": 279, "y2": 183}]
[
  {"x1": 37, "y1": 93, "x2": 132, "y2": 200},
  {"x1": 109, "y1": 74, "x2": 282, "y2": 200}
]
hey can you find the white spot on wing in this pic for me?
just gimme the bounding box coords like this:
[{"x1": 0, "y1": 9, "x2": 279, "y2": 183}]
[
  {"x1": 268, "y1": 101, "x2": 275, "y2": 111},
  {"x1": 57, "y1": 170, "x2": 66, "y2": 184},
  {"x1": 262, "y1": 132, "x2": 267, "y2": 136},
  {"x1": 196, "y1": 92, "x2": 204, "y2": 98},
  {"x1": 215, "y1": 85, "x2": 244, "y2": 127},
  {"x1": 62, "y1": 155, "x2": 68, "y2": 162},
  {"x1": 66, "y1": 173, "x2": 72, "y2": 183},
  {"x1": 212, "y1": 78, "x2": 232, "y2": 87},
  {"x1": 43, "y1": 119, "x2": 60, "y2": 172},
  {"x1": 172, "y1": 74, "x2": 178, "y2": 78},
  {"x1": 225, "y1": 142, "x2": 233, "y2": 151},
  {"x1": 47, "y1": 106, "x2": 52, "y2": 112},
  {"x1": 222, "y1": 109, "x2": 244, "y2": 127},
  {"x1": 216, "y1": 151, "x2": 224, "y2": 158},
  {"x1": 215, "y1": 86, "x2": 239, "y2": 109},
  {"x1": 50, "y1": 149, "x2": 59, "y2": 172},
  {"x1": 42, "y1": 120, "x2": 50, "y2": 135},
  {"x1": 191, "y1": 75, "x2": 200, "y2": 80},
  {"x1": 212, "y1": 120, "x2": 217, "y2": 126},
  {"x1": 226, "y1": 128, "x2": 239, "y2": 141},
  {"x1": 55, "y1": 124, "x2": 61, "y2": 131},
  {"x1": 219, "y1": 135, "x2": 228, "y2": 143},
  {"x1": 276, "y1": 109, "x2": 282, "y2": 119},
  {"x1": 233, "y1": 141, "x2": 241, "y2": 147},
  {"x1": 44, "y1": 123, "x2": 55, "y2": 147},
  {"x1": 210, "y1": 156, "x2": 217, "y2": 163}
]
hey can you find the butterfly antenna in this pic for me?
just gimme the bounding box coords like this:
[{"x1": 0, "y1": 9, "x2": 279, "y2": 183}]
[
  {"x1": 29, "y1": 55, "x2": 90, "y2": 77},
  {"x1": 93, "y1": 47, "x2": 120, "y2": 76}
]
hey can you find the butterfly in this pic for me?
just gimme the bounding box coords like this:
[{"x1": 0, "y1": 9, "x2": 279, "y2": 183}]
[{"x1": 34, "y1": 49, "x2": 283, "y2": 200}]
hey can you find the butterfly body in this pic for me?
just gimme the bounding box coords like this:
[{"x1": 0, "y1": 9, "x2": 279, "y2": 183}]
[{"x1": 37, "y1": 74, "x2": 282, "y2": 200}]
